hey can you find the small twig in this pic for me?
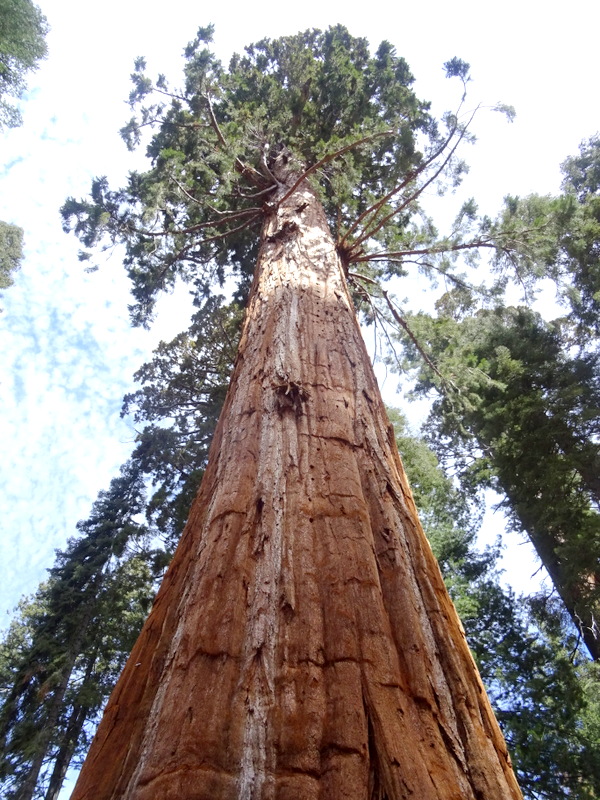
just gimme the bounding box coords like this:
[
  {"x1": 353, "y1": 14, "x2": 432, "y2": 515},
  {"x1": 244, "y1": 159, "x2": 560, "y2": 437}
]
[
  {"x1": 381, "y1": 289, "x2": 449, "y2": 387},
  {"x1": 234, "y1": 184, "x2": 278, "y2": 200},
  {"x1": 346, "y1": 271, "x2": 380, "y2": 287},
  {"x1": 146, "y1": 85, "x2": 189, "y2": 104},
  {"x1": 349, "y1": 277, "x2": 403, "y2": 372},
  {"x1": 399, "y1": 258, "x2": 475, "y2": 291},
  {"x1": 172, "y1": 177, "x2": 207, "y2": 207}
]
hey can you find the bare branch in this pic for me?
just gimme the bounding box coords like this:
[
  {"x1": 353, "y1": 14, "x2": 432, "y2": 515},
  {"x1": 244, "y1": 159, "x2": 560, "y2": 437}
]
[
  {"x1": 353, "y1": 238, "x2": 496, "y2": 263},
  {"x1": 347, "y1": 271, "x2": 454, "y2": 392},
  {"x1": 381, "y1": 288, "x2": 454, "y2": 390},
  {"x1": 349, "y1": 110, "x2": 477, "y2": 252},
  {"x1": 348, "y1": 274, "x2": 409, "y2": 376},
  {"x1": 234, "y1": 184, "x2": 278, "y2": 200},
  {"x1": 339, "y1": 122, "x2": 460, "y2": 248},
  {"x1": 399, "y1": 258, "x2": 475, "y2": 291}
]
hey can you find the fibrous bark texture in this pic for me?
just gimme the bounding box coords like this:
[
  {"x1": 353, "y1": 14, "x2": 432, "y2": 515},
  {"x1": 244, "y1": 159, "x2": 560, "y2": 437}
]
[{"x1": 71, "y1": 166, "x2": 523, "y2": 800}]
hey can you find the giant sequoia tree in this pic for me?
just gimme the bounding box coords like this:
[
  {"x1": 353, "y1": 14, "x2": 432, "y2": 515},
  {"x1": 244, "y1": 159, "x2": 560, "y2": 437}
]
[{"x1": 62, "y1": 26, "x2": 523, "y2": 799}]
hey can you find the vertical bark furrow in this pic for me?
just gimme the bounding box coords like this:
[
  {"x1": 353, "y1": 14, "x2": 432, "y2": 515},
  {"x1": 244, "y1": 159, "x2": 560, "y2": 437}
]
[{"x1": 71, "y1": 168, "x2": 522, "y2": 800}]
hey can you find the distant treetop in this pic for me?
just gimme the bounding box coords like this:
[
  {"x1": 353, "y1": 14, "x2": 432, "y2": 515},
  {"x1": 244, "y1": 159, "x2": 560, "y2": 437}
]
[{"x1": 0, "y1": 0, "x2": 49, "y2": 128}]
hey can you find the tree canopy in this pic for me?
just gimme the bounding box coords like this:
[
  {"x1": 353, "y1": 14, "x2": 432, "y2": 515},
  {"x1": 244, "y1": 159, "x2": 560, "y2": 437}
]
[
  {"x1": 395, "y1": 137, "x2": 600, "y2": 659},
  {"x1": 0, "y1": 0, "x2": 48, "y2": 128},
  {"x1": 61, "y1": 25, "x2": 506, "y2": 327},
  {"x1": 0, "y1": 220, "x2": 23, "y2": 299}
]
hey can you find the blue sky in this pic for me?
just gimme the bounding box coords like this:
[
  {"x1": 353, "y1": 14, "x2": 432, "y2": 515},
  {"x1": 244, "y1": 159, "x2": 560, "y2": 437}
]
[{"x1": 1, "y1": 0, "x2": 598, "y2": 631}]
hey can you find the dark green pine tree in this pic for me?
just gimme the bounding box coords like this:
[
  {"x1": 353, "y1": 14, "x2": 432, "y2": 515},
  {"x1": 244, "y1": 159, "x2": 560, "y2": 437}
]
[
  {"x1": 122, "y1": 295, "x2": 243, "y2": 547},
  {"x1": 501, "y1": 134, "x2": 600, "y2": 338},
  {"x1": 403, "y1": 303, "x2": 600, "y2": 660},
  {"x1": 373, "y1": 134, "x2": 600, "y2": 662},
  {"x1": 0, "y1": 464, "x2": 157, "y2": 800}
]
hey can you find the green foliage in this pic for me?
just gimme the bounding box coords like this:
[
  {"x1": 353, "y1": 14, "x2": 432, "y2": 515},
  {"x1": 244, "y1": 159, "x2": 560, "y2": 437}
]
[
  {"x1": 0, "y1": 0, "x2": 48, "y2": 128},
  {"x1": 123, "y1": 295, "x2": 242, "y2": 544},
  {"x1": 469, "y1": 592, "x2": 600, "y2": 798},
  {"x1": 0, "y1": 464, "x2": 160, "y2": 799},
  {"x1": 61, "y1": 25, "x2": 485, "y2": 326},
  {"x1": 562, "y1": 134, "x2": 600, "y2": 200},
  {"x1": 489, "y1": 136, "x2": 600, "y2": 336},
  {"x1": 0, "y1": 220, "x2": 23, "y2": 298},
  {"x1": 390, "y1": 408, "x2": 484, "y2": 563},
  {"x1": 443, "y1": 57, "x2": 470, "y2": 82},
  {"x1": 403, "y1": 304, "x2": 600, "y2": 659}
]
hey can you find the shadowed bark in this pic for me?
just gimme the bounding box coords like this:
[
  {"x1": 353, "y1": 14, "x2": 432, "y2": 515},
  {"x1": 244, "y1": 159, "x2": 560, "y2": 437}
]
[{"x1": 71, "y1": 160, "x2": 523, "y2": 800}]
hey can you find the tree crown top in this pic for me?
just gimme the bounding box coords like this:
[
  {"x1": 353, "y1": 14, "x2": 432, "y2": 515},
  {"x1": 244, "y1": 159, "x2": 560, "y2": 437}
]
[{"x1": 61, "y1": 25, "x2": 474, "y2": 325}]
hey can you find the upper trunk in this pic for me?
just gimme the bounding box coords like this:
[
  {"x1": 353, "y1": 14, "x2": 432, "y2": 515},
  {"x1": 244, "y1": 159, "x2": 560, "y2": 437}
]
[
  {"x1": 513, "y1": 502, "x2": 600, "y2": 662},
  {"x1": 70, "y1": 159, "x2": 522, "y2": 800}
]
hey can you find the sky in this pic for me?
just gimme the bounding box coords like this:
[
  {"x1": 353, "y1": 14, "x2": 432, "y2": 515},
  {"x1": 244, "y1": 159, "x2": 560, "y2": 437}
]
[{"x1": 1, "y1": 0, "x2": 598, "y2": 636}]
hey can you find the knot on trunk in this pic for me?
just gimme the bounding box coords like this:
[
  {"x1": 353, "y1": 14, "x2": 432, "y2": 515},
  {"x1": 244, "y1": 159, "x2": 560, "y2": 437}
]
[
  {"x1": 265, "y1": 220, "x2": 299, "y2": 244},
  {"x1": 272, "y1": 379, "x2": 310, "y2": 416}
]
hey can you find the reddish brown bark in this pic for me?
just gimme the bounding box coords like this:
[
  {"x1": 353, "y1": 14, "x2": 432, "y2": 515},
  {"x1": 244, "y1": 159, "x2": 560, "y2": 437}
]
[{"x1": 71, "y1": 163, "x2": 523, "y2": 800}]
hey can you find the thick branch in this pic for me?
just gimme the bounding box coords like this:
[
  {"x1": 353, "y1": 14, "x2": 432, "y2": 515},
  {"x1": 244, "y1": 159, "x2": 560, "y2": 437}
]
[
  {"x1": 349, "y1": 112, "x2": 477, "y2": 253},
  {"x1": 339, "y1": 122, "x2": 460, "y2": 248},
  {"x1": 278, "y1": 130, "x2": 394, "y2": 206}
]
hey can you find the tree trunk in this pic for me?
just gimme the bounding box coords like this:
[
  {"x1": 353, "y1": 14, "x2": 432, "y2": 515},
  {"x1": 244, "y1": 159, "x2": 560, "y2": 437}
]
[
  {"x1": 16, "y1": 656, "x2": 73, "y2": 800},
  {"x1": 514, "y1": 503, "x2": 599, "y2": 662},
  {"x1": 44, "y1": 653, "x2": 98, "y2": 800},
  {"x1": 70, "y1": 162, "x2": 523, "y2": 800}
]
